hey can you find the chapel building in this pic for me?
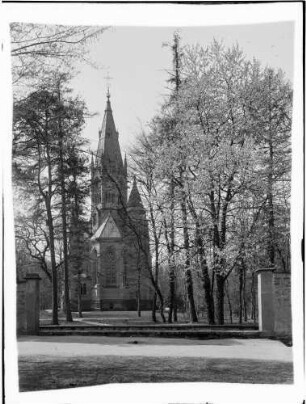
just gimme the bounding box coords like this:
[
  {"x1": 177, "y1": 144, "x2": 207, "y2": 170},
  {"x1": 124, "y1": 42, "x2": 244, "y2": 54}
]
[{"x1": 79, "y1": 92, "x2": 153, "y2": 311}]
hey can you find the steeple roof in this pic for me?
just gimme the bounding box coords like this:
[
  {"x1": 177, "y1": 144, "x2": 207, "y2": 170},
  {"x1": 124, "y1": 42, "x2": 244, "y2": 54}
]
[
  {"x1": 97, "y1": 92, "x2": 123, "y2": 167},
  {"x1": 127, "y1": 177, "x2": 144, "y2": 209}
]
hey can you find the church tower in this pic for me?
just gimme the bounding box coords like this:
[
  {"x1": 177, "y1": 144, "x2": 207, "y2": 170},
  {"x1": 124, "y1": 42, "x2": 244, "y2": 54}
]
[
  {"x1": 91, "y1": 90, "x2": 127, "y2": 229},
  {"x1": 87, "y1": 92, "x2": 153, "y2": 311}
]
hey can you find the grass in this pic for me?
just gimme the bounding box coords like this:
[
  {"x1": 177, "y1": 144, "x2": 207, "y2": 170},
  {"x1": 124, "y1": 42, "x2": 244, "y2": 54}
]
[
  {"x1": 40, "y1": 310, "x2": 191, "y2": 325},
  {"x1": 40, "y1": 309, "x2": 256, "y2": 326},
  {"x1": 18, "y1": 355, "x2": 293, "y2": 391}
]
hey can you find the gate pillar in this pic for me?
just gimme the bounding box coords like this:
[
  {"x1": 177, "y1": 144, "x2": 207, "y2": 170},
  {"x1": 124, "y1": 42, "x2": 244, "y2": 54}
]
[
  {"x1": 256, "y1": 268, "x2": 275, "y2": 333},
  {"x1": 24, "y1": 273, "x2": 41, "y2": 335}
]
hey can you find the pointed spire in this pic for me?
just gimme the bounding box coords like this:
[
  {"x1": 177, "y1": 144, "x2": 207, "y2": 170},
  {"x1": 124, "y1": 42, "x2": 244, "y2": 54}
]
[
  {"x1": 106, "y1": 87, "x2": 111, "y2": 111},
  {"x1": 127, "y1": 176, "x2": 144, "y2": 209},
  {"x1": 97, "y1": 92, "x2": 123, "y2": 168},
  {"x1": 124, "y1": 153, "x2": 127, "y2": 171}
]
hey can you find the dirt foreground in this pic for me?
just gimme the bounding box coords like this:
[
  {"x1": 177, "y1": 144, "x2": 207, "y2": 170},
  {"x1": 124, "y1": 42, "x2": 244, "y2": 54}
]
[
  {"x1": 18, "y1": 336, "x2": 292, "y2": 362},
  {"x1": 18, "y1": 336, "x2": 293, "y2": 391}
]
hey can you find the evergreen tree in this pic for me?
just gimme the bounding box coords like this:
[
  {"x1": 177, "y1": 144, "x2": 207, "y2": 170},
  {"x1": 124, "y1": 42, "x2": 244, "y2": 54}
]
[{"x1": 13, "y1": 81, "x2": 89, "y2": 324}]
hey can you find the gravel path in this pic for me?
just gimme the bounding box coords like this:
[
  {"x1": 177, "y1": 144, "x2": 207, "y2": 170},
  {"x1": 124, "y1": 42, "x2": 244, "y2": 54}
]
[{"x1": 18, "y1": 336, "x2": 292, "y2": 362}]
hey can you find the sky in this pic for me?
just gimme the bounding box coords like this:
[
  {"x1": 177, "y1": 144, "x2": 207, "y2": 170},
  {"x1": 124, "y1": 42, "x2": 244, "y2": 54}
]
[{"x1": 70, "y1": 22, "x2": 294, "y2": 156}]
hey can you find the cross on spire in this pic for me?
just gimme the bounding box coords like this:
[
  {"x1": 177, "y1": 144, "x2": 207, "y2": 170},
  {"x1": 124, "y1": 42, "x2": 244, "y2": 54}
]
[{"x1": 104, "y1": 70, "x2": 113, "y2": 96}]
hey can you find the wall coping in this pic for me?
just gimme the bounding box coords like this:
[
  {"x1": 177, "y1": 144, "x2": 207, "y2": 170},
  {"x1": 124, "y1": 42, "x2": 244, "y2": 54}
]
[
  {"x1": 25, "y1": 273, "x2": 41, "y2": 280},
  {"x1": 255, "y1": 267, "x2": 276, "y2": 274}
]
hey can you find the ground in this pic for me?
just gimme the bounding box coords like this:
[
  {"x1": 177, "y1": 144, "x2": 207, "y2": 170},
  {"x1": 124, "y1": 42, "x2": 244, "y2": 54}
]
[
  {"x1": 18, "y1": 334, "x2": 293, "y2": 391},
  {"x1": 40, "y1": 309, "x2": 256, "y2": 325},
  {"x1": 40, "y1": 309, "x2": 196, "y2": 325}
]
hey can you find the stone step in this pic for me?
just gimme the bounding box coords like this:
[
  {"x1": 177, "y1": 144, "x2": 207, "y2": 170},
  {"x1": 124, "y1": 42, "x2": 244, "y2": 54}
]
[
  {"x1": 39, "y1": 328, "x2": 261, "y2": 339},
  {"x1": 40, "y1": 323, "x2": 258, "y2": 331}
]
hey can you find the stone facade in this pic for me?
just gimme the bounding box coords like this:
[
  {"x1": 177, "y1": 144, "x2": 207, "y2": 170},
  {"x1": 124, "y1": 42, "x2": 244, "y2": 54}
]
[{"x1": 71, "y1": 92, "x2": 153, "y2": 311}]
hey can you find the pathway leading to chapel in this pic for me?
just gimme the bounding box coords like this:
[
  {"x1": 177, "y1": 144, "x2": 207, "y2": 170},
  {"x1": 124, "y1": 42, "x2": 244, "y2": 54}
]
[{"x1": 18, "y1": 336, "x2": 292, "y2": 362}]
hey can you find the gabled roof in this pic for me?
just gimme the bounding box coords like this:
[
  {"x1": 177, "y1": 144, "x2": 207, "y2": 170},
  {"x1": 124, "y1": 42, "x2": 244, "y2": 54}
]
[{"x1": 91, "y1": 213, "x2": 121, "y2": 240}]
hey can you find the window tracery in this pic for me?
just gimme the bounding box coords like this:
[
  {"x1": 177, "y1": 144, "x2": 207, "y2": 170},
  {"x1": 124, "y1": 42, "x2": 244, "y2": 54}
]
[{"x1": 105, "y1": 247, "x2": 117, "y2": 287}]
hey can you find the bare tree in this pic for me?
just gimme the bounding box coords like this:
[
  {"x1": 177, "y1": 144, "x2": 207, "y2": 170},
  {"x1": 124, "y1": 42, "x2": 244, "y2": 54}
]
[{"x1": 11, "y1": 23, "x2": 107, "y2": 87}]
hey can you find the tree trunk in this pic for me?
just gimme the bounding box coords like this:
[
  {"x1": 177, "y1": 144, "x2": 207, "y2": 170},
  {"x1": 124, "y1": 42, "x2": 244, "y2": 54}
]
[
  {"x1": 43, "y1": 139, "x2": 59, "y2": 326},
  {"x1": 61, "y1": 187, "x2": 73, "y2": 322},
  {"x1": 211, "y1": 270, "x2": 215, "y2": 296},
  {"x1": 267, "y1": 180, "x2": 275, "y2": 267},
  {"x1": 180, "y1": 189, "x2": 198, "y2": 323},
  {"x1": 185, "y1": 268, "x2": 198, "y2": 322},
  {"x1": 200, "y1": 257, "x2": 215, "y2": 324},
  {"x1": 137, "y1": 293, "x2": 141, "y2": 317},
  {"x1": 153, "y1": 245, "x2": 159, "y2": 322},
  {"x1": 158, "y1": 293, "x2": 166, "y2": 323},
  {"x1": 57, "y1": 90, "x2": 73, "y2": 323},
  {"x1": 146, "y1": 263, "x2": 166, "y2": 323},
  {"x1": 148, "y1": 201, "x2": 162, "y2": 323},
  {"x1": 77, "y1": 273, "x2": 82, "y2": 318},
  {"x1": 168, "y1": 261, "x2": 175, "y2": 324},
  {"x1": 195, "y1": 222, "x2": 215, "y2": 324},
  {"x1": 212, "y1": 178, "x2": 231, "y2": 326},
  {"x1": 137, "y1": 266, "x2": 141, "y2": 317},
  {"x1": 152, "y1": 292, "x2": 157, "y2": 322},
  {"x1": 70, "y1": 167, "x2": 83, "y2": 319},
  {"x1": 45, "y1": 195, "x2": 59, "y2": 325},
  {"x1": 188, "y1": 203, "x2": 215, "y2": 324},
  {"x1": 267, "y1": 74, "x2": 276, "y2": 269},
  {"x1": 243, "y1": 265, "x2": 248, "y2": 322},
  {"x1": 239, "y1": 266, "x2": 243, "y2": 324},
  {"x1": 167, "y1": 178, "x2": 176, "y2": 324},
  {"x1": 225, "y1": 280, "x2": 233, "y2": 324},
  {"x1": 216, "y1": 274, "x2": 225, "y2": 325},
  {"x1": 173, "y1": 297, "x2": 178, "y2": 322},
  {"x1": 75, "y1": 246, "x2": 83, "y2": 320}
]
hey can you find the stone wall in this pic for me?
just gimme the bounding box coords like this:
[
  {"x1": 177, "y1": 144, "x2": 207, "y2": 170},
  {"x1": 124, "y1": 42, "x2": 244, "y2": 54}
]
[
  {"x1": 273, "y1": 273, "x2": 292, "y2": 335},
  {"x1": 257, "y1": 269, "x2": 292, "y2": 337},
  {"x1": 17, "y1": 280, "x2": 26, "y2": 334},
  {"x1": 16, "y1": 273, "x2": 41, "y2": 335}
]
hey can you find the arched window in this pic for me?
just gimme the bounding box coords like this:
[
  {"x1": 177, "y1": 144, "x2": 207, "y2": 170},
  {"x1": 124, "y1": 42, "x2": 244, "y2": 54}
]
[
  {"x1": 92, "y1": 179, "x2": 101, "y2": 204},
  {"x1": 81, "y1": 283, "x2": 87, "y2": 295},
  {"x1": 91, "y1": 249, "x2": 98, "y2": 285},
  {"x1": 92, "y1": 212, "x2": 97, "y2": 226},
  {"x1": 122, "y1": 249, "x2": 127, "y2": 287},
  {"x1": 105, "y1": 191, "x2": 116, "y2": 207},
  {"x1": 105, "y1": 247, "x2": 117, "y2": 287}
]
